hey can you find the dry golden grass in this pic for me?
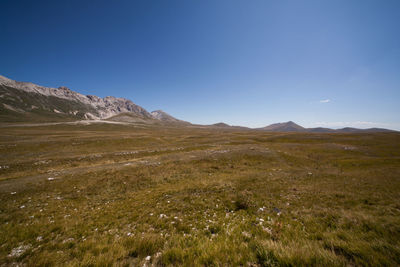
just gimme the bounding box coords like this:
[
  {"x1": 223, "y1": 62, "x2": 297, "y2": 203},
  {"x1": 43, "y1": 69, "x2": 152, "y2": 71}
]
[{"x1": 0, "y1": 123, "x2": 399, "y2": 266}]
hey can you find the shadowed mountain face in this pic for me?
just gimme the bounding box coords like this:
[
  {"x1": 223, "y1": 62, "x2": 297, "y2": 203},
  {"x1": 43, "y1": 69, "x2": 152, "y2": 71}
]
[
  {"x1": 0, "y1": 75, "x2": 152, "y2": 121},
  {"x1": 0, "y1": 75, "x2": 183, "y2": 123},
  {"x1": 0, "y1": 84, "x2": 97, "y2": 122}
]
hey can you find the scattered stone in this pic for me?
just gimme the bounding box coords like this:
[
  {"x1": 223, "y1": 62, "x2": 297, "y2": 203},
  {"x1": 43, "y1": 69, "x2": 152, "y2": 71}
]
[
  {"x1": 155, "y1": 252, "x2": 162, "y2": 259},
  {"x1": 34, "y1": 160, "x2": 52, "y2": 165},
  {"x1": 242, "y1": 231, "x2": 251, "y2": 238},
  {"x1": 62, "y1": 238, "x2": 75, "y2": 244},
  {"x1": 258, "y1": 206, "x2": 266, "y2": 212},
  {"x1": 8, "y1": 244, "x2": 31, "y2": 258},
  {"x1": 262, "y1": 226, "x2": 272, "y2": 234},
  {"x1": 115, "y1": 151, "x2": 138, "y2": 156}
]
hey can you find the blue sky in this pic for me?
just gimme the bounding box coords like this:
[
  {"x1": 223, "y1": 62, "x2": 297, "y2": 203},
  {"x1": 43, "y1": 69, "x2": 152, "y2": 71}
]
[{"x1": 1, "y1": 0, "x2": 400, "y2": 129}]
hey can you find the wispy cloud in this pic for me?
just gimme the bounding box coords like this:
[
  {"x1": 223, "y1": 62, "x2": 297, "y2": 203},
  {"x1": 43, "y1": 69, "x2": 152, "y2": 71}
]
[{"x1": 319, "y1": 99, "x2": 330, "y2": 103}]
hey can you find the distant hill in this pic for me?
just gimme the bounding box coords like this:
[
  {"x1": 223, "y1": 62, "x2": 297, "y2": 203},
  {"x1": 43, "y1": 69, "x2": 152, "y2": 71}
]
[
  {"x1": 106, "y1": 112, "x2": 154, "y2": 123},
  {"x1": 107, "y1": 111, "x2": 190, "y2": 125},
  {"x1": 257, "y1": 121, "x2": 396, "y2": 133},
  {"x1": 0, "y1": 74, "x2": 396, "y2": 132},
  {"x1": 150, "y1": 110, "x2": 189, "y2": 124},
  {"x1": 306, "y1": 127, "x2": 336, "y2": 133},
  {"x1": 258, "y1": 121, "x2": 305, "y2": 132},
  {"x1": 212, "y1": 122, "x2": 231, "y2": 127},
  {"x1": 336, "y1": 127, "x2": 395, "y2": 133}
]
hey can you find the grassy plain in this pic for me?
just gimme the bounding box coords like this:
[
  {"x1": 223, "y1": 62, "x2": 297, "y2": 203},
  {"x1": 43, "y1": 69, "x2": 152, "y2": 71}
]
[{"x1": 0, "y1": 123, "x2": 399, "y2": 266}]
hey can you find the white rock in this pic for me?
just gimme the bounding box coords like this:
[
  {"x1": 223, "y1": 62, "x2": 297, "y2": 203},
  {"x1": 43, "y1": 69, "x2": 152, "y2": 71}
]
[{"x1": 8, "y1": 244, "x2": 31, "y2": 258}]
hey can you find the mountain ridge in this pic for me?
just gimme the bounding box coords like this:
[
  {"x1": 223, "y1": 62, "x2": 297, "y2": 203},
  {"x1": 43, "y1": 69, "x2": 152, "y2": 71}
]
[
  {"x1": 256, "y1": 121, "x2": 395, "y2": 133},
  {"x1": 0, "y1": 75, "x2": 396, "y2": 132},
  {"x1": 150, "y1": 110, "x2": 186, "y2": 123},
  {"x1": 0, "y1": 75, "x2": 184, "y2": 123},
  {"x1": 259, "y1": 121, "x2": 305, "y2": 132}
]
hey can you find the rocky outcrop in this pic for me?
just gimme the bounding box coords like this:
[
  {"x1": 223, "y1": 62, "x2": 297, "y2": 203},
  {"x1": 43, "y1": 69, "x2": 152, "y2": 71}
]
[
  {"x1": 150, "y1": 110, "x2": 180, "y2": 122},
  {"x1": 0, "y1": 75, "x2": 152, "y2": 119}
]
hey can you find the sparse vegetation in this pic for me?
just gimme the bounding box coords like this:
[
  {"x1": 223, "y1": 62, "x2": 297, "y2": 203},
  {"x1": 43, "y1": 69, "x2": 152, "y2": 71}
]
[
  {"x1": 0, "y1": 85, "x2": 98, "y2": 122},
  {"x1": 1, "y1": 123, "x2": 399, "y2": 266}
]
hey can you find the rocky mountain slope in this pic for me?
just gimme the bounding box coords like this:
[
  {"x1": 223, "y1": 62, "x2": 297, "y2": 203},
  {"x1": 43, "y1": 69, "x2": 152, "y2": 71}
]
[
  {"x1": 151, "y1": 110, "x2": 181, "y2": 122},
  {"x1": 0, "y1": 75, "x2": 182, "y2": 123},
  {"x1": 0, "y1": 75, "x2": 395, "y2": 132}
]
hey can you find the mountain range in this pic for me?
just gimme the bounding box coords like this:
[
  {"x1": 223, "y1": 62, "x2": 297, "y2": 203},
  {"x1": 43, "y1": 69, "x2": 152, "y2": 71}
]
[
  {"x1": 0, "y1": 75, "x2": 396, "y2": 132},
  {"x1": 0, "y1": 75, "x2": 181, "y2": 124},
  {"x1": 256, "y1": 121, "x2": 394, "y2": 133}
]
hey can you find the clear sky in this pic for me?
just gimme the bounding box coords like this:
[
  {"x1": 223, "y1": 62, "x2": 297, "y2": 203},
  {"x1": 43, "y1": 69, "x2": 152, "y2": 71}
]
[{"x1": 1, "y1": 0, "x2": 400, "y2": 129}]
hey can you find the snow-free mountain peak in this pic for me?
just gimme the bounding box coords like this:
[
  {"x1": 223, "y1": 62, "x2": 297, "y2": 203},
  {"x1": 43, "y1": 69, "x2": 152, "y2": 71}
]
[
  {"x1": 0, "y1": 74, "x2": 164, "y2": 122},
  {"x1": 150, "y1": 110, "x2": 180, "y2": 122},
  {"x1": 259, "y1": 121, "x2": 305, "y2": 132}
]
